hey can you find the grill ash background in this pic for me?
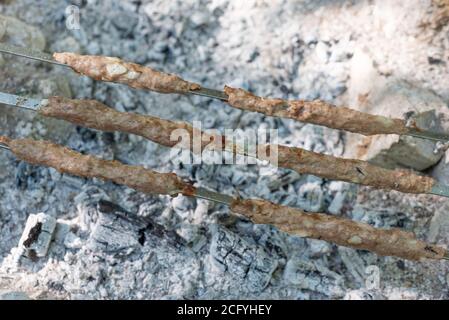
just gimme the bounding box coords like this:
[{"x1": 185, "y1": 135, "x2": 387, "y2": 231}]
[{"x1": 0, "y1": 0, "x2": 449, "y2": 299}]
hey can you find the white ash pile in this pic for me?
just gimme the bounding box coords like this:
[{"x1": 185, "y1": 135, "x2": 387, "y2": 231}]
[{"x1": 0, "y1": 0, "x2": 449, "y2": 300}]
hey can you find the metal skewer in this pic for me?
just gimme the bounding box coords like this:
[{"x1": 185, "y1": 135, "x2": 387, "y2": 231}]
[
  {"x1": 194, "y1": 187, "x2": 234, "y2": 205},
  {"x1": 1, "y1": 44, "x2": 449, "y2": 261},
  {"x1": 0, "y1": 42, "x2": 228, "y2": 101},
  {"x1": 0, "y1": 42, "x2": 67, "y2": 67},
  {"x1": 0, "y1": 137, "x2": 448, "y2": 261},
  {"x1": 0, "y1": 92, "x2": 42, "y2": 111},
  {"x1": 2, "y1": 42, "x2": 449, "y2": 141},
  {"x1": 1, "y1": 91, "x2": 449, "y2": 198},
  {"x1": 428, "y1": 182, "x2": 449, "y2": 198},
  {"x1": 0, "y1": 139, "x2": 233, "y2": 206},
  {"x1": 0, "y1": 143, "x2": 10, "y2": 151}
]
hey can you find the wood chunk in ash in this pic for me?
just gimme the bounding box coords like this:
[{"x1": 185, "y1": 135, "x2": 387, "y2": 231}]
[
  {"x1": 19, "y1": 213, "x2": 57, "y2": 259},
  {"x1": 88, "y1": 200, "x2": 186, "y2": 253}
]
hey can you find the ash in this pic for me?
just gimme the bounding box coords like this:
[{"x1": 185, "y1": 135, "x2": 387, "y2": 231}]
[{"x1": 0, "y1": 0, "x2": 449, "y2": 300}]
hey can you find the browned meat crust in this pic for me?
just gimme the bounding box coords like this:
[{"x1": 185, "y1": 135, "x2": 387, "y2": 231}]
[
  {"x1": 39, "y1": 97, "x2": 436, "y2": 195},
  {"x1": 224, "y1": 86, "x2": 410, "y2": 136},
  {"x1": 276, "y1": 145, "x2": 436, "y2": 194},
  {"x1": 40, "y1": 97, "x2": 222, "y2": 152},
  {"x1": 0, "y1": 135, "x2": 445, "y2": 260},
  {"x1": 0, "y1": 136, "x2": 192, "y2": 196},
  {"x1": 231, "y1": 198, "x2": 446, "y2": 260},
  {"x1": 40, "y1": 97, "x2": 197, "y2": 149},
  {"x1": 53, "y1": 52, "x2": 201, "y2": 94}
]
